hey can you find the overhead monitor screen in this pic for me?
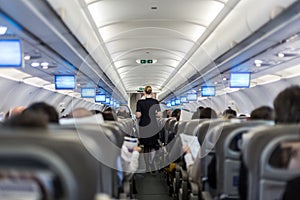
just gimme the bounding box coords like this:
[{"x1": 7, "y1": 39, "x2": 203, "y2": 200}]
[
  {"x1": 105, "y1": 97, "x2": 110, "y2": 104},
  {"x1": 187, "y1": 93, "x2": 197, "y2": 101},
  {"x1": 230, "y1": 72, "x2": 251, "y2": 88},
  {"x1": 166, "y1": 102, "x2": 171, "y2": 107},
  {"x1": 201, "y1": 86, "x2": 216, "y2": 97},
  {"x1": 81, "y1": 88, "x2": 95, "y2": 98},
  {"x1": 175, "y1": 99, "x2": 181, "y2": 105},
  {"x1": 171, "y1": 100, "x2": 176, "y2": 106},
  {"x1": 55, "y1": 75, "x2": 75, "y2": 90},
  {"x1": 95, "y1": 94, "x2": 106, "y2": 102},
  {"x1": 180, "y1": 96, "x2": 188, "y2": 103},
  {"x1": 0, "y1": 39, "x2": 22, "y2": 67}
]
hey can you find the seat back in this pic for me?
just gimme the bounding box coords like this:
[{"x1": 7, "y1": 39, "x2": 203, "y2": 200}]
[
  {"x1": 177, "y1": 121, "x2": 188, "y2": 135},
  {"x1": 0, "y1": 128, "x2": 103, "y2": 200},
  {"x1": 183, "y1": 119, "x2": 207, "y2": 136},
  {"x1": 243, "y1": 125, "x2": 300, "y2": 200},
  {"x1": 215, "y1": 120, "x2": 274, "y2": 198},
  {"x1": 50, "y1": 124, "x2": 121, "y2": 197},
  {"x1": 195, "y1": 119, "x2": 227, "y2": 145}
]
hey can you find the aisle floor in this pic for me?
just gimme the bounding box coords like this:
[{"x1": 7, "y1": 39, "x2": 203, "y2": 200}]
[{"x1": 135, "y1": 172, "x2": 172, "y2": 200}]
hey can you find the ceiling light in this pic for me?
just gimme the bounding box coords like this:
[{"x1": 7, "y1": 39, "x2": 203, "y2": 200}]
[
  {"x1": 31, "y1": 62, "x2": 40, "y2": 67},
  {"x1": 277, "y1": 53, "x2": 285, "y2": 58},
  {"x1": 24, "y1": 55, "x2": 31, "y2": 60},
  {"x1": 255, "y1": 63, "x2": 262, "y2": 67},
  {"x1": 41, "y1": 62, "x2": 49, "y2": 69},
  {"x1": 0, "y1": 26, "x2": 7, "y2": 35},
  {"x1": 223, "y1": 77, "x2": 227, "y2": 81},
  {"x1": 254, "y1": 59, "x2": 263, "y2": 65},
  {"x1": 214, "y1": 81, "x2": 218, "y2": 84}
]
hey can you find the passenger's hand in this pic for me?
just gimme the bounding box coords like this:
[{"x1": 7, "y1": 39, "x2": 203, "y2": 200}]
[
  {"x1": 183, "y1": 146, "x2": 191, "y2": 153},
  {"x1": 134, "y1": 146, "x2": 142, "y2": 152}
]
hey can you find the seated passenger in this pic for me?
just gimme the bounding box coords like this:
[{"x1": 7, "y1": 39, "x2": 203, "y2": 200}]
[
  {"x1": 239, "y1": 86, "x2": 300, "y2": 200},
  {"x1": 171, "y1": 109, "x2": 181, "y2": 121},
  {"x1": 121, "y1": 136, "x2": 141, "y2": 173},
  {"x1": 3, "y1": 111, "x2": 48, "y2": 129},
  {"x1": 24, "y1": 102, "x2": 59, "y2": 124},
  {"x1": 117, "y1": 107, "x2": 130, "y2": 118},
  {"x1": 250, "y1": 106, "x2": 274, "y2": 120},
  {"x1": 4, "y1": 106, "x2": 26, "y2": 120},
  {"x1": 222, "y1": 107, "x2": 237, "y2": 119},
  {"x1": 277, "y1": 86, "x2": 300, "y2": 199},
  {"x1": 69, "y1": 107, "x2": 92, "y2": 118},
  {"x1": 102, "y1": 107, "x2": 118, "y2": 121},
  {"x1": 191, "y1": 106, "x2": 204, "y2": 119},
  {"x1": 184, "y1": 107, "x2": 218, "y2": 185}
]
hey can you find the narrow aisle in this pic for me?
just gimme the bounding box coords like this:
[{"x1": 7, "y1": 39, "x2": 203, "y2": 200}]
[{"x1": 135, "y1": 172, "x2": 172, "y2": 200}]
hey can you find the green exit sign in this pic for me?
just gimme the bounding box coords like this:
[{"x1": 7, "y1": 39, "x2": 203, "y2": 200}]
[
  {"x1": 139, "y1": 59, "x2": 153, "y2": 64},
  {"x1": 139, "y1": 87, "x2": 145, "y2": 91}
]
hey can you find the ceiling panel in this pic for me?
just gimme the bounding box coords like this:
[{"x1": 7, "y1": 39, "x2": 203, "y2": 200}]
[{"x1": 84, "y1": 0, "x2": 227, "y2": 92}]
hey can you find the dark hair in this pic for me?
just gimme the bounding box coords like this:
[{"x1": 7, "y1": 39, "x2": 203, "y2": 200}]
[
  {"x1": 102, "y1": 109, "x2": 118, "y2": 121},
  {"x1": 24, "y1": 102, "x2": 59, "y2": 124},
  {"x1": 144, "y1": 86, "x2": 152, "y2": 95},
  {"x1": 250, "y1": 106, "x2": 274, "y2": 120},
  {"x1": 198, "y1": 106, "x2": 205, "y2": 110},
  {"x1": 223, "y1": 107, "x2": 237, "y2": 117},
  {"x1": 3, "y1": 111, "x2": 48, "y2": 128},
  {"x1": 200, "y1": 107, "x2": 218, "y2": 119},
  {"x1": 171, "y1": 109, "x2": 181, "y2": 121},
  {"x1": 273, "y1": 85, "x2": 300, "y2": 123}
]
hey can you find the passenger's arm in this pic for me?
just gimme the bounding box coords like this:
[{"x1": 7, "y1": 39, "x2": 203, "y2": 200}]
[
  {"x1": 156, "y1": 111, "x2": 162, "y2": 118},
  {"x1": 136, "y1": 112, "x2": 141, "y2": 119}
]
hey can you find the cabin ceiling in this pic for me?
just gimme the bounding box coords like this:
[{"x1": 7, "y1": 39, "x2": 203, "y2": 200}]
[
  {"x1": 0, "y1": 0, "x2": 299, "y2": 103},
  {"x1": 79, "y1": 0, "x2": 235, "y2": 92}
]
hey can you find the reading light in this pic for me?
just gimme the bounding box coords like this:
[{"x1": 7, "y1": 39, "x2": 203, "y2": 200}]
[
  {"x1": 31, "y1": 62, "x2": 40, "y2": 67},
  {"x1": 0, "y1": 26, "x2": 7, "y2": 35},
  {"x1": 24, "y1": 55, "x2": 31, "y2": 60},
  {"x1": 223, "y1": 77, "x2": 227, "y2": 81},
  {"x1": 254, "y1": 59, "x2": 263, "y2": 65},
  {"x1": 41, "y1": 62, "x2": 49, "y2": 69},
  {"x1": 277, "y1": 53, "x2": 285, "y2": 58}
]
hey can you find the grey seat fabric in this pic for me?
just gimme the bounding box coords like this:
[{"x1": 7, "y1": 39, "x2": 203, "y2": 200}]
[
  {"x1": 196, "y1": 119, "x2": 227, "y2": 145},
  {"x1": 214, "y1": 121, "x2": 273, "y2": 198},
  {"x1": 184, "y1": 119, "x2": 207, "y2": 136},
  {"x1": 0, "y1": 128, "x2": 102, "y2": 200},
  {"x1": 49, "y1": 124, "x2": 121, "y2": 198},
  {"x1": 177, "y1": 121, "x2": 188, "y2": 135},
  {"x1": 243, "y1": 124, "x2": 300, "y2": 200}
]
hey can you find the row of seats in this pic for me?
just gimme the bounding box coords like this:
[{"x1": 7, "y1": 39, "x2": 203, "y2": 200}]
[
  {"x1": 0, "y1": 116, "x2": 136, "y2": 200},
  {"x1": 159, "y1": 117, "x2": 300, "y2": 200}
]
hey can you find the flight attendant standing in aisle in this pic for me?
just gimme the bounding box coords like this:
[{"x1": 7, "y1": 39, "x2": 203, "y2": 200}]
[{"x1": 136, "y1": 86, "x2": 162, "y2": 172}]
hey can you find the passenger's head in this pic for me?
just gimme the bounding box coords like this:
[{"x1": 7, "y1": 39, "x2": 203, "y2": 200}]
[
  {"x1": 102, "y1": 107, "x2": 118, "y2": 121},
  {"x1": 24, "y1": 102, "x2": 59, "y2": 124},
  {"x1": 90, "y1": 109, "x2": 101, "y2": 115},
  {"x1": 273, "y1": 85, "x2": 300, "y2": 124},
  {"x1": 144, "y1": 85, "x2": 152, "y2": 95},
  {"x1": 250, "y1": 106, "x2": 274, "y2": 120},
  {"x1": 117, "y1": 107, "x2": 130, "y2": 118},
  {"x1": 198, "y1": 106, "x2": 205, "y2": 111},
  {"x1": 171, "y1": 109, "x2": 181, "y2": 121},
  {"x1": 3, "y1": 111, "x2": 48, "y2": 129},
  {"x1": 10, "y1": 106, "x2": 26, "y2": 117},
  {"x1": 69, "y1": 108, "x2": 92, "y2": 118},
  {"x1": 199, "y1": 107, "x2": 218, "y2": 119},
  {"x1": 223, "y1": 107, "x2": 237, "y2": 119}
]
